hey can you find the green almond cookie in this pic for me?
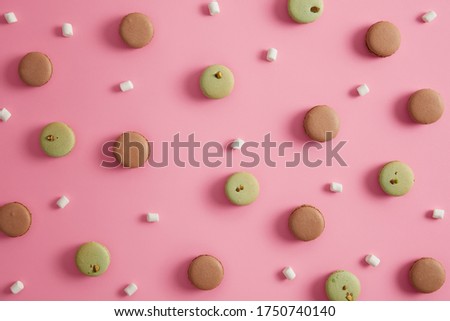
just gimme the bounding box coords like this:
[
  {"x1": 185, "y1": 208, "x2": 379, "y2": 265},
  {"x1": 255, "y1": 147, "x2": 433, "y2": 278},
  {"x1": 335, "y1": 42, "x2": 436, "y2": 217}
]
[
  {"x1": 288, "y1": 0, "x2": 324, "y2": 24},
  {"x1": 75, "y1": 242, "x2": 111, "y2": 277},
  {"x1": 378, "y1": 161, "x2": 414, "y2": 196},
  {"x1": 200, "y1": 64, "x2": 234, "y2": 99},
  {"x1": 325, "y1": 270, "x2": 361, "y2": 301},
  {"x1": 40, "y1": 122, "x2": 75, "y2": 157},
  {"x1": 225, "y1": 172, "x2": 260, "y2": 206}
]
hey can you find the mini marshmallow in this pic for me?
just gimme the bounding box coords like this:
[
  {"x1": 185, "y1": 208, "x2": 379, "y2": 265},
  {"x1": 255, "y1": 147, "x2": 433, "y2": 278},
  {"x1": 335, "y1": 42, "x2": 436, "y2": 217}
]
[
  {"x1": 208, "y1": 1, "x2": 220, "y2": 16},
  {"x1": 57, "y1": 196, "x2": 70, "y2": 209},
  {"x1": 4, "y1": 12, "x2": 18, "y2": 24},
  {"x1": 0, "y1": 108, "x2": 12, "y2": 122},
  {"x1": 266, "y1": 48, "x2": 278, "y2": 62},
  {"x1": 357, "y1": 84, "x2": 370, "y2": 96},
  {"x1": 422, "y1": 11, "x2": 437, "y2": 23},
  {"x1": 433, "y1": 209, "x2": 445, "y2": 219},
  {"x1": 62, "y1": 23, "x2": 73, "y2": 37},
  {"x1": 230, "y1": 138, "x2": 244, "y2": 150},
  {"x1": 10, "y1": 281, "x2": 24, "y2": 294},
  {"x1": 124, "y1": 283, "x2": 138, "y2": 296},
  {"x1": 330, "y1": 182, "x2": 343, "y2": 193},
  {"x1": 120, "y1": 80, "x2": 134, "y2": 92},
  {"x1": 282, "y1": 266, "x2": 296, "y2": 280},
  {"x1": 147, "y1": 213, "x2": 159, "y2": 222},
  {"x1": 365, "y1": 254, "x2": 381, "y2": 267}
]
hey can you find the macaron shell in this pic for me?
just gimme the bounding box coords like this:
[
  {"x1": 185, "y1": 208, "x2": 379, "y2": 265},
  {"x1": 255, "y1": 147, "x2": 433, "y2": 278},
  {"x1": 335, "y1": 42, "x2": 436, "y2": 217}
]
[
  {"x1": 409, "y1": 258, "x2": 446, "y2": 293},
  {"x1": 75, "y1": 242, "x2": 111, "y2": 277},
  {"x1": 303, "y1": 105, "x2": 340, "y2": 142},
  {"x1": 200, "y1": 64, "x2": 235, "y2": 99},
  {"x1": 188, "y1": 255, "x2": 224, "y2": 290},
  {"x1": 18, "y1": 52, "x2": 53, "y2": 87},
  {"x1": 288, "y1": 205, "x2": 325, "y2": 241},
  {"x1": 0, "y1": 202, "x2": 32, "y2": 237},
  {"x1": 113, "y1": 131, "x2": 150, "y2": 168},
  {"x1": 224, "y1": 172, "x2": 260, "y2": 206},
  {"x1": 325, "y1": 270, "x2": 361, "y2": 301},
  {"x1": 119, "y1": 12, "x2": 154, "y2": 48},
  {"x1": 408, "y1": 89, "x2": 445, "y2": 124},
  {"x1": 378, "y1": 161, "x2": 414, "y2": 196},
  {"x1": 365, "y1": 21, "x2": 401, "y2": 57},
  {"x1": 40, "y1": 122, "x2": 76, "y2": 157},
  {"x1": 288, "y1": 0, "x2": 324, "y2": 24}
]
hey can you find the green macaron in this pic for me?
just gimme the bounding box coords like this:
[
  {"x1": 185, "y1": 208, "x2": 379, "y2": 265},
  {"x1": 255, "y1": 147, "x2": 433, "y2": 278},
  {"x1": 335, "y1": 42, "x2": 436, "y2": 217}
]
[
  {"x1": 75, "y1": 242, "x2": 111, "y2": 277},
  {"x1": 225, "y1": 172, "x2": 260, "y2": 206},
  {"x1": 39, "y1": 122, "x2": 75, "y2": 157},
  {"x1": 288, "y1": 0, "x2": 324, "y2": 24},
  {"x1": 325, "y1": 270, "x2": 361, "y2": 301},
  {"x1": 200, "y1": 64, "x2": 234, "y2": 99},
  {"x1": 378, "y1": 161, "x2": 414, "y2": 196}
]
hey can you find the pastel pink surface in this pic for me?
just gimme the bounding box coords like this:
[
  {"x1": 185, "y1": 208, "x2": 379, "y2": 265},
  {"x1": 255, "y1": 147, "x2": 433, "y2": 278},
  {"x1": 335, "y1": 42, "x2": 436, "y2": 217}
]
[{"x1": 0, "y1": 0, "x2": 449, "y2": 300}]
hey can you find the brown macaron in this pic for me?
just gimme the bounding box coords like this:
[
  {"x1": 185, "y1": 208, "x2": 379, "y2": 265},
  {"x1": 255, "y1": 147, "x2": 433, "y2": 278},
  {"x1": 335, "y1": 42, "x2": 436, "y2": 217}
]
[
  {"x1": 0, "y1": 202, "x2": 32, "y2": 237},
  {"x1": 408, "y1": 89, "x2": 444, "y2": 124},
  {"x1": 303, "y1": 105, "x2": 340, "y2": 142},
  {"x1": 18, "y1": 52, "x2": 53, "y2": 86},
  {"x1": 188, "y1": 255, "x2": 224, "y2": 290},
  {"x1": 365, "y1": 21, "x2": 401, "y2": 57},
  {"x1": 113, "y1": 131, "x2": 150, "y2": 168},
  {"x1": 119, "y1": 13, "x2": 154, "y2": 48},
  {"x1": 288, "y1": 205, "x2": 325, "y2": 241},
  {"x1": 409, "y1": 258, "x2": 446, "y2": 293}
]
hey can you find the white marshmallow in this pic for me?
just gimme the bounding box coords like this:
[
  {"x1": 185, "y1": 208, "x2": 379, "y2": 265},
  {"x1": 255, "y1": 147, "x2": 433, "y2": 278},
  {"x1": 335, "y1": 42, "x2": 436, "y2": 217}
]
[
  {"x1": 0, "y1": 108, "x2": 12, "y2": 122},
  {"x1": 208, "y1": 1, "x2": 220, "y2": 16},
  {"x1": 147, "y1": 213, "x2": 159, "y2": 222},
  {"x1": 4, "y1": 12, "x2": 18, "y2": 24},
  {"x1": 57, "y1": 196, "x2": 70, "y2": 209},
  {"x1": 365, "y1": 254, "x2": 381, "y2": 267},
  {"x1": 282, "y1": 266, "x2": 296, "y2": 280},
  {"x1": 266, "y1": 48, "x2": 278, "y2": 62},
  {"x1": 357, "y1": 84, "x2": 370, "y2": 96},
  {"x1": 120, "y1": 80, "x2": 134, "y2": 92},
  {"x1": 10, "y1": 281, "x2": 24, "y2": 294},
  {"x1": 330, "y1": 182, "x2": 343, "y2": 193},
  {"x1": 422, "y1": 11, "x2": 437, "y2": 23},
  {"x1": 230, "y1": 138, "x2": 244, "y2": 150},
  {"x1": 433, "y1": 209, "x2": 445, "y2": 219},
  {"x1": 124, "y1": 283, "x2": 138, "y2": 296},
  {"x1": 62, "y1": 23, "x2": 73, "y2": 37}
]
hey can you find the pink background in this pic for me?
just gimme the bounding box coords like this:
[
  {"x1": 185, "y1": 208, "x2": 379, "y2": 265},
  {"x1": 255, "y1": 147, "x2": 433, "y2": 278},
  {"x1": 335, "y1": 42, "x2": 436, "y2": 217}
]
[{"x1": 1, "y1": 0, "x2": 449, "y2": 301}]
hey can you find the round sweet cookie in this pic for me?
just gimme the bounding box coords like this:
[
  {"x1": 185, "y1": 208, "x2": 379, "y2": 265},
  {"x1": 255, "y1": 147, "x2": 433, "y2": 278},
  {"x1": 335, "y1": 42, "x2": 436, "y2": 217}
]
[
  {"x1": 303, "y1": 105, "x2": 340, "y2": 142},
  {"x1": 409, "y1": 258, "x2": 446, "y2": 293},
  {"x1": 188, "y1": 255, "x2": 224, "y2": 290},
  {"x1": 75, "y1": 242, "x2": 111, "y2": 277},
  {"x1": 408, "y1": 89, "x2": 445, "y2": 124},
  {"x1": 378, "y1": 161, "x2": 414, "y2": 196},
  {"x1": 325, "y1": 270, "x2": 361, "y2": 301},
  {"x1": 40, "y1": 122, "x2": 76, "y2": 157},
  {"x1": 225, "y1": 172, "x2": 260, "y2": 206},
  {"x1": 288, "y1": 0, "x2": 324, "y2": 24},
  {"x1": 0, "y1": 202, "x2": 32, "y2": 237},
  {"x1": 119, "y1": 13, "x2": 154, "y2": 48},
  {"x1": 200, "y1": 65, "x2": 234, "y2": 99},
  {"x1": 18, "y1": 52, "x2": 53, "y2": 86},
  {"x1": 113, "y1": 131, "x2": 150, "y2": 169},
  {"x1": 288, "y1": 205, "x2": 325, "y2": 241},
  {"x1": 365, "y1": 21, "x2": 401, "y2": 57}
]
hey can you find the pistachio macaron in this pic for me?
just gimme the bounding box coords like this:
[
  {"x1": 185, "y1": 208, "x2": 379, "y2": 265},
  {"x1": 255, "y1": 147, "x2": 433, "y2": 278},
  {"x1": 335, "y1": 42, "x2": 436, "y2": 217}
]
[
  {"x1": 200, "y1": 64, "x2": 234, "y2": 99},
  {"x1": 75, "y1": 242, "x2": 111, "y2": 277},
  {"x1": 225, "y1": 172, "x2": 260, "y2": 206},
  {"x1": 325, "y1": 270, "x2": 361, "y2": 301},
  {"x1": 288, "y1": 0, "x2": 324, "y2": 24},
  {"x1": 378, "y1": 161, "x2": 414, "y2": 196},
  {"x1": 39, "y1": 122, "x2": 76, "y2": 157}
]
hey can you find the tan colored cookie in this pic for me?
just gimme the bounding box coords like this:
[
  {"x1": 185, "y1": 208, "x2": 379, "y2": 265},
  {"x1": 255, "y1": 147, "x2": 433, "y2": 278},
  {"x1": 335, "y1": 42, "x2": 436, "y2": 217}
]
[
  {"x1": 303, "y1": 105, "x2": 340, "y2": 142},
  {"x1": 113, "y1": 131, "x2": 150, "y2": 168},
  {"x1": 119, "y1": 13, "x2": 154, "y2": 48},
  {"x1": 409, "y1": 258, "x2": 446, "y2": 293},
  {"x1": 0, "y1": 202, "x2": 32, "y2": 237},
  {"x1": 408, "y1": 89, "x2": 444, "y2": 124},
  {"x1": 18, "y1": 52, "x2": 53, "y2": 86},
  {"x1": 188, "y1": 255, "x2": 224, "y2": 290},
  {"x1": 365, "y1": 21, "x2": 401, "y2": 57},
  {"x1": 288, "y1": 205, "x2": 325, "y2": 241}
]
